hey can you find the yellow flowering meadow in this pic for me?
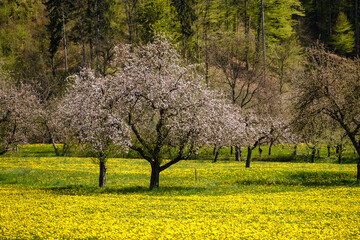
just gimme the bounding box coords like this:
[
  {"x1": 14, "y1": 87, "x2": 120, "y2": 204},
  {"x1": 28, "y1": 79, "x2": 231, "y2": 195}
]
[{"x1": 0, "y1": 153, "x2": 359, "y2": 239}]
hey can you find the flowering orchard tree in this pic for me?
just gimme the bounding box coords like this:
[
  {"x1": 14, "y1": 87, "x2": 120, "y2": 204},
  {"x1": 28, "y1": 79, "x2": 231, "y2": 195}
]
[
  {"x1": 240, "y1": 110, "x2": 273, "y2": 167},
  {"x1": 0, "y1": 74, "x2": 40, "y2": 155},
  {"x1": 58, "y1": 69, "x2": 130, "y2": 187},
  {"x1": 209, "y1": 104, "x2": 246, "y2": 162},
  {"x1": 109, "y1": 36, "x2": 237, "y2": 189}
]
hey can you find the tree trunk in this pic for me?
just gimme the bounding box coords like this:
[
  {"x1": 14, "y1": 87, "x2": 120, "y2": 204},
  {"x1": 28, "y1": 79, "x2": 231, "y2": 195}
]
[
  {"x1": 82, "y1": 38, "x2": 86, "y2": 66},
  {"x1": 99, "y1": 160, "x2": 107, "y2": 187},
  {"x1": 62, "y1": 143, "x2": 69, "y2": 156},
  {"x1": 255, "y1": 3, "x2": 262, "y2": 69},
  {"x1": 328, "y1": 0, "x2": 332, "y2": 36},
  {"x1": 246, "y1": 146, "x2": 252, "y2": 168},
  {"x1": 261, "y1": 0, "x2": 266, "y2": 81},
  {"x1": 45, "y1": 122, "x2": 59, "y2": 156},
  {"x1": 356, "y1": 0, "x2": 359, "y2": 57},
  {"x1": 89, "y1": 38, "x2": 94, "y2": 66},
  {"x1": 62, "y1": 8, "x2": 68, "y2": 72},
  {"x1": 230, "y1": 146, "x2": 233, "y2": 155},
  {"x1": 293, "y1": 144, "x2": 297, "y2": 156},
  {"x1": 269, "y1": 142, "x2": 273, "y2": 155},
  {"x1": 258, "y1": 144, "x2": 263, "y2": 157},
  {"x1": 337, "y1": 144, "x2": 343, "y2": 164},
  {"x1": 347, "y1": 135, "x2": 360, "y2": 181},
  {"x1": 95, "y1": 0, "x2": 100, "y2": 72},
  {"x1": 244, "y1": 0, "x2": 250, "y2": 70},
  {"x1": 203, "y1": 0, "x2": 210, "y2": 85},
  {"x1": 150, "y1": 162, "x2": 160, "y2": 189},
  {"x1": 51, "y1": 56, "x2": 56, "y2": 76},
  {"x1": 235, "y1": 146, "x2": 241, "y2": 161},
  {"x1": 327, "y1": 145, "x2": 331, "y2": 157},
  {"x1": 311, "y1": 148, "x2": 316, "y2": 163},
  {"x1": 213, "y1": 149, "x2": 220, "y2": 163}
]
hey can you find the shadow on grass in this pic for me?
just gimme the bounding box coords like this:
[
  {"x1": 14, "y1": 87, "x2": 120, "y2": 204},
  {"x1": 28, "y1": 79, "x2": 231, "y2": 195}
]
[
  {"x1": 256, "y1": 155, "x2": 359, "y2": 164},
  {"x1": 43, "y1": 185, "x2": 206, "y2": 196},
  {"x1": 234, "y1": 171, "x2": 359, "y2": 187}
]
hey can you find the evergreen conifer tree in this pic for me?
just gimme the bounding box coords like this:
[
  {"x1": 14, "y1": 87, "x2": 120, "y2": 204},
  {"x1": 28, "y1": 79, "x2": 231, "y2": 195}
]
[{"x1": 331, "y1": 12, "x2": 355, "y2": 55}]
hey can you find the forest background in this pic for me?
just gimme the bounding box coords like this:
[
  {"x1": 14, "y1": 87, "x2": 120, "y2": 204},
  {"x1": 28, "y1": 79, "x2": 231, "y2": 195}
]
[{"x1": 2, "y1": 0, "x2": 359, "y2": 85}]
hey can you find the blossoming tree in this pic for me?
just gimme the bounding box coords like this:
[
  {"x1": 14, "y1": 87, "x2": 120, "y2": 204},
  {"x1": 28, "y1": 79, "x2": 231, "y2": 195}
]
[
  {"x1": 109, "y1": 36, "x2": 238, "y2": 189},
  {"x1": 60, "y1": 36, "x2": 244, "y2": 189},
  {"x1": 0, "y1": 73, "x2": 40, "y2": 155},
  {"x1": 58, "y1": 69, "x2": 130, "y2": 187}
]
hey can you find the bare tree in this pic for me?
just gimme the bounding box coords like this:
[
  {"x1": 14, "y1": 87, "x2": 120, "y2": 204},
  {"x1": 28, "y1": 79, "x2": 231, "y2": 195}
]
[{"x1": 296, "y1": 45, "x2": 360, "y2": 180}]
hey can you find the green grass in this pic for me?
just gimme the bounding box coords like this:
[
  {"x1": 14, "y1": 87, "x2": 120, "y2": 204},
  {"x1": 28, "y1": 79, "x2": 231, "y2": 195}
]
[
  {"x1": 1, "y1": 144, "x2": 359, "y2": 194},
  {"x1": 7, "y1": 143, "x2": 359, "y2": 164}
]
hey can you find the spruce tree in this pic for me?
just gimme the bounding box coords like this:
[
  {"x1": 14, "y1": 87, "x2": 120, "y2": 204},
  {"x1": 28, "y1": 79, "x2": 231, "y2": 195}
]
[{"x1": 331, "y1": 12, "x2": 355, "y2": 55}]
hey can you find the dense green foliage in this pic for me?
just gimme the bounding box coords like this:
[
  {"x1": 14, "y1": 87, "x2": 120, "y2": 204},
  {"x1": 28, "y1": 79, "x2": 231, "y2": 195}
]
[{"x1": 1, "y1": 0, "x2": 359, "y2": 79}]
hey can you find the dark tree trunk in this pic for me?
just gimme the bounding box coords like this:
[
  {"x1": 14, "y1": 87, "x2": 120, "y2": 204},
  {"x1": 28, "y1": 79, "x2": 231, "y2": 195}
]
[
  {"x1": 213, "y1": 149, "x2": 220, "y2": 163},
  {"x1": 82, "y1": 38, "x2": 86, "y2": 66},
  {"x1": 357, "y1": 162, "x2": 360, "y2": 181},
  {"x1": 244, "y1": 0, "x2": 250, "y2": 70},
  {"x1": 328, "y1": 0, "x2": 332, "y2": 36},
  {"x1": 279, "y1": 60, "x2": 284, "y2": 94},
  {"x1": 258, "y1": 144, "x2": 263, "y2": 157},
  {"x1": 311, "y1": 148, "x2": 316, "y2": 163},
  {"x1": 235, "y1": 146, "x2": 241, "y2": 161},
  {"x1": 327, "y1": 145, "x2": 331, "y2": 157},
  {"x1": 45, "y1": 122, "x2": 59, "y2": 156},
  {"x1": 95, "y1": 0, "x2": 100, "y2": 72},
  {"x1": 293, "y1": 144, "x2": 297, "y2": 156},
  {"x1": 230, "y1": 146, "x2": 233, "y2": 155},
  {"x1": 150, "y1": 162, "x2": 160, "y2": 189},
  {"x1": 62, "y1": 143, "x2": 69, "y2": 155},
  {"x1": 356, "y1": 0, "x2": 359, "y2": 57},
  {"x1": 89, "y1": 38, "x2": 94, "y2": 65},
  {"x1": 337, "y1": 144, "x2": 343, "y2": 164},
  {"x1": 255, "y1": 3, "x2": 262, "y2": 68},
  {"x1": 99, "y1": 160, "x2": 107, "y2": 187},
  {"x1": 269, "y1": 142, "x2": 273, "y2": 155},
  {"x1": 62, "y1": 9, "x2": 68, "y2": 72},
  {"x1": 246, "y1": 146, "x2": 252, "y2": 168},
  {"x1": 261, "y1": 0, "x2": 266, "y2": 81},
  {"x1": 51, "y1": 56, "x2": 56, "y2": 76}
]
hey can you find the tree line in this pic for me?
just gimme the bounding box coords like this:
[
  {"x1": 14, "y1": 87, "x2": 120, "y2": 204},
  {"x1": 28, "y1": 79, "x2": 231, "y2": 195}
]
[{"x1": 1, "y1": 0, "x2": 360, "y2": 189}]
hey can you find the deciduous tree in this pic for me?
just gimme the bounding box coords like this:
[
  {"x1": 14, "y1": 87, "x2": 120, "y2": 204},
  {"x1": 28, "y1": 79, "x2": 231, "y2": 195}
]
[
  {"x1": 0, "y1": 71, "x2": 40, "y2": 155},
  {"x1": 58, "y1": 69, "x2": 130, "y2": 187},
  {"x1": 110, "y1": 36, "x2": 239, "y2": 189},
  {"x1": 296, "y1": 45, "x2": 360, "y2": 180}
]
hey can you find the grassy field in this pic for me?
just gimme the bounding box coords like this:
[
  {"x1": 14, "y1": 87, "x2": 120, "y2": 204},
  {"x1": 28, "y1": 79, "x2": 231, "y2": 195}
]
[{"x1": 0, "y1": 144, "x2": 359, "y2": 239}]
